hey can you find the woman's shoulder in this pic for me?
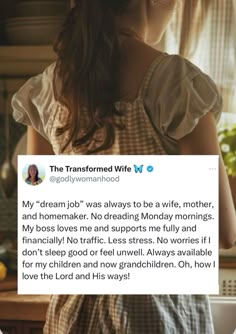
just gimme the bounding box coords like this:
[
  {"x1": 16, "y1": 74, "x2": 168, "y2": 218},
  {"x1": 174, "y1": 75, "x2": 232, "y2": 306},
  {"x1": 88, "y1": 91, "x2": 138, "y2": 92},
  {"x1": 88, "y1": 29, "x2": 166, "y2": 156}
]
[
  {"x1": 144, "y1": 52, "x2": 222, "y2": 141},
  {"x1": 125, "y1": 40, "x2": 205, "y2": 89},
  {"x1": 144, "y1": 51, "x2": 202, "y2": 84},
  {"x1": 36, "y1": 178, "x2": 43, "y2": 185},
  {"x1": 12, "y1": 62, "x2": 58, "y2": 142},
  {"x1": 12, "y1": 61, "x2": 56, "y2": 106},
  {"x1": 145, "y1": 50, "x2": 220, "y2": 98},
  {"x1": 127, "y1": 39, "x2": 201, "y2": 74}
]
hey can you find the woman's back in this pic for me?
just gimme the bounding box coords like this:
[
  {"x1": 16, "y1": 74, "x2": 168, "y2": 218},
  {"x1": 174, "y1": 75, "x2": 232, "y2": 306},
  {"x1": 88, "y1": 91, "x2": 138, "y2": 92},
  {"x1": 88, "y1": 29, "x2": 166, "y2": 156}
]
[
  {"x1": 12, "y1": 37, "x2": 222, "y2": 156},
  {"x1": 117, "y1": 38, "x2": 163, "y2": 103}
]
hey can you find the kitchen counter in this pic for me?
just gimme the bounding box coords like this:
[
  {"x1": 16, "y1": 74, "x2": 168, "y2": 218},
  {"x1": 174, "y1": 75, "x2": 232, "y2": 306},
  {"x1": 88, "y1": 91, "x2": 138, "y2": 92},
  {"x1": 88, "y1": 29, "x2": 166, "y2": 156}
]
[
  {"x1": 0, "y1": 290, "x2": 50, "y2": 321},
  {"x1": 0, "y1": 286, "x2": 50, "y2": 334}
]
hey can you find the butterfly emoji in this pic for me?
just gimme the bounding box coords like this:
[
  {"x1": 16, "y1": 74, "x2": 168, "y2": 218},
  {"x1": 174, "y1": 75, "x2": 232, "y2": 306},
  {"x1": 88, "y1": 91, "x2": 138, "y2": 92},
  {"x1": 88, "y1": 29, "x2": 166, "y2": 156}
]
[{"x1": 133, "y1": 165, "x2": 143, "y2": 173}]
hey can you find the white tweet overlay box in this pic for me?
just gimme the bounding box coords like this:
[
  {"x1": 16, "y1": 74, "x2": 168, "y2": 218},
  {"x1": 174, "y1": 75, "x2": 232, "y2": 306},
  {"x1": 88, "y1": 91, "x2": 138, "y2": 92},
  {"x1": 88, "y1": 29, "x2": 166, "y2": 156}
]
[{"x1": 18, "y1": 155, "x2": 219, "y2": 294}]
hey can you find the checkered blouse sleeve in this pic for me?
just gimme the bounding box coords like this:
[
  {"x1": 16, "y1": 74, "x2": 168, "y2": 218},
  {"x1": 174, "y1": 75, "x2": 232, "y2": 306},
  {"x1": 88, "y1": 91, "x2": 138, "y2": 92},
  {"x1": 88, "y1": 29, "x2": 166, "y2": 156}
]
[
  {"x1": 144, "y1": 54, "x2": 223, "y2": 141},
  {"x1": 11, "y1": 62, "x2": 56, "y2": 142}
]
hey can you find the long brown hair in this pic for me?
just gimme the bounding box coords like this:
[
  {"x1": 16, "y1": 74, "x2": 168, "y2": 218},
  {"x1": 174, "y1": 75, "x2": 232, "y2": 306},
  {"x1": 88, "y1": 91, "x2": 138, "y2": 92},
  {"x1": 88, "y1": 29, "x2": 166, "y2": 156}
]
[{"x1": 53, "y1": 0, "x2": 131, "y2": 153}]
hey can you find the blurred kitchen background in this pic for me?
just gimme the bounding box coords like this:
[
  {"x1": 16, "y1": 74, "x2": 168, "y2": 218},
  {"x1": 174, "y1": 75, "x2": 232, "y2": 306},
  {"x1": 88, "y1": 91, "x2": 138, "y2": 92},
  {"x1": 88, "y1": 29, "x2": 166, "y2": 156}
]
[
  {"x1": 0, "y1": 0, "x2": 70, "y2": 273},
  {"x1": 0, "y1": 1, "x2": 236, "y2": 333},
  {"x1": 0, "y1": 0, "x2": 236, "y2": 279}
]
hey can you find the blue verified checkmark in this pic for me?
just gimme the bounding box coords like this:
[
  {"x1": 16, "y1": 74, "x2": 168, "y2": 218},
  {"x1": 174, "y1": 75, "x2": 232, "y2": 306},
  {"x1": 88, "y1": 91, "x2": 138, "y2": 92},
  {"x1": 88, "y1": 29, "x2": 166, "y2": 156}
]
[{"x1": 147, "y1": 165, "x2": 154, "y2": 172}]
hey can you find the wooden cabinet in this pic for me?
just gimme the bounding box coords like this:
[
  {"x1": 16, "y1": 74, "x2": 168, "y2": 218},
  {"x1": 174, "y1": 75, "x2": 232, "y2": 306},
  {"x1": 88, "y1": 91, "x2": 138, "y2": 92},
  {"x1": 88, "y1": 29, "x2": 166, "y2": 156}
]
[
  {"x1": 0, "y1": 291, "x2": 50, "y2": 334},
  {"x1": 0, "y1": 320, "x2": 44, "y2": 334},
  {"x1": 0, "y1": 320, "x2": 21, "y2": 334},
  {"x1": 23, "y1": 322, "x2": 44, "y2": 334}
]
